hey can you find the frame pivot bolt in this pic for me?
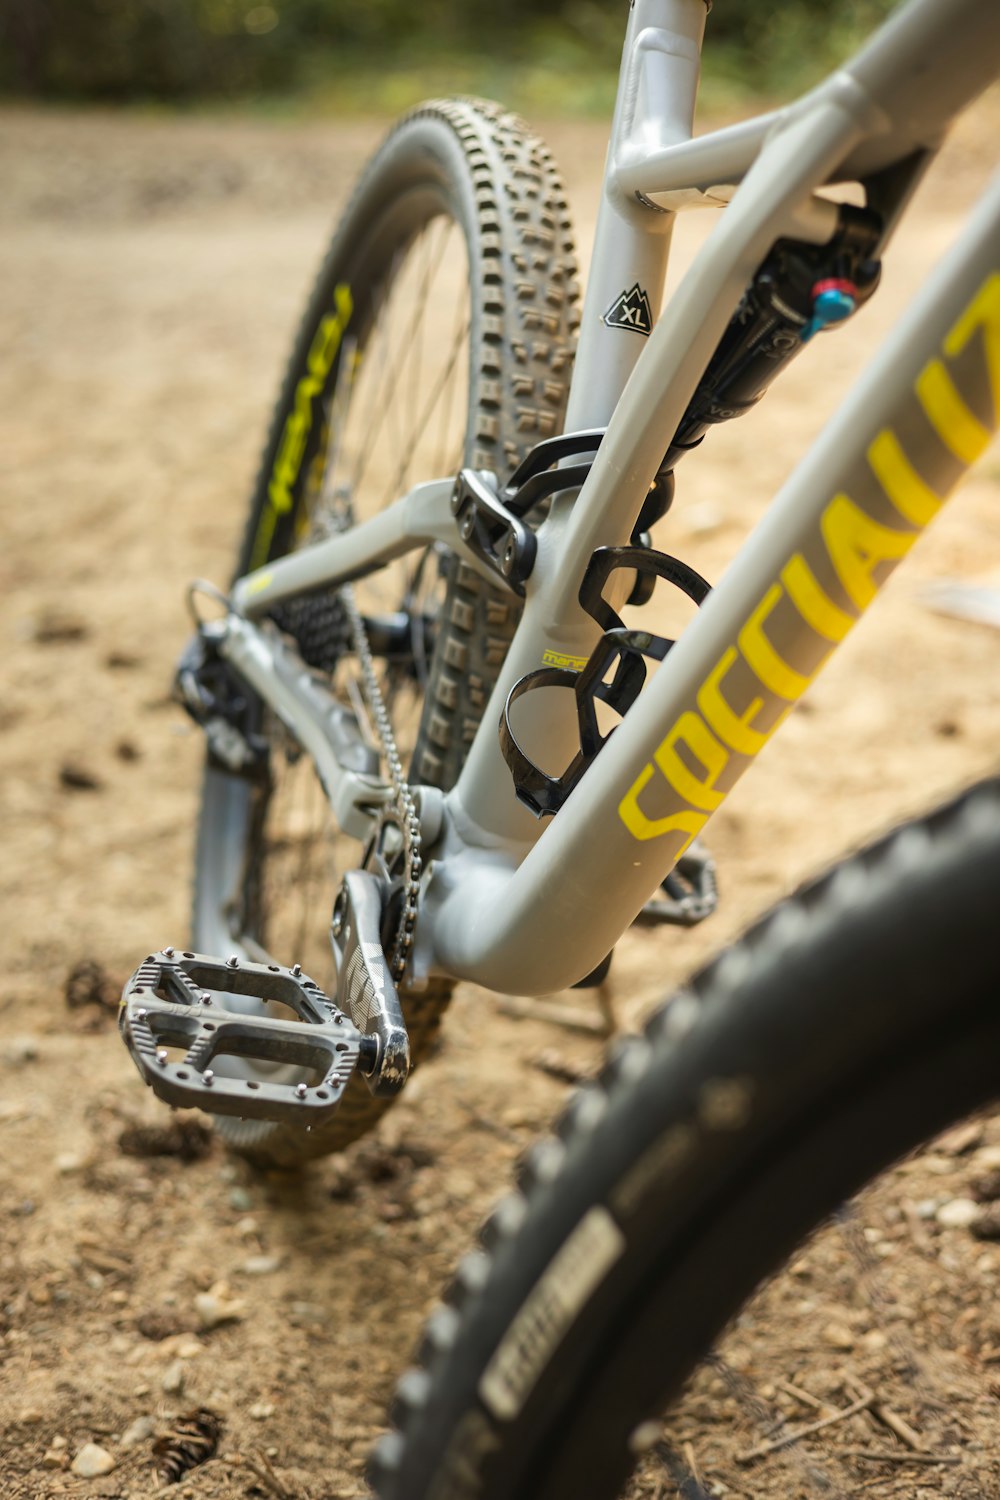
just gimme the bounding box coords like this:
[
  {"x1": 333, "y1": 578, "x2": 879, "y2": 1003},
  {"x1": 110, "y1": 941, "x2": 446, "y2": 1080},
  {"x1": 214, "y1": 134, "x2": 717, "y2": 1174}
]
[{"x1": 460, "y1": 513, "x2": 476, "y2": 540}]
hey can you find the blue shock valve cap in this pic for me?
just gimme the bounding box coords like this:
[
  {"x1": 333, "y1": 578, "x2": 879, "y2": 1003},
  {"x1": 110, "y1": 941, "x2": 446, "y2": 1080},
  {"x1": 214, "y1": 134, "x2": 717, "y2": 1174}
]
[{"x1": 801, "y1": 277, "x2": 858, "y2": 341}]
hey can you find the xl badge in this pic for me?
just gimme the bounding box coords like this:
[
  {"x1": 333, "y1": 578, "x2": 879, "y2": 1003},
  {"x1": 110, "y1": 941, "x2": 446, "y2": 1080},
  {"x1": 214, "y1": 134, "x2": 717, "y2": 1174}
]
[{"x1": 603, "y1": 283, "x2": 653, "y2": 336}]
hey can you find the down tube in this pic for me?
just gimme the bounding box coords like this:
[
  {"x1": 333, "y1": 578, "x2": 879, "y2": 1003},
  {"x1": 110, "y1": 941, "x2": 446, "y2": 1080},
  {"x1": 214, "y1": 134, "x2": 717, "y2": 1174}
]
[{"x1": 426, "y1": 174, "x2": 1000, "y2": 996}]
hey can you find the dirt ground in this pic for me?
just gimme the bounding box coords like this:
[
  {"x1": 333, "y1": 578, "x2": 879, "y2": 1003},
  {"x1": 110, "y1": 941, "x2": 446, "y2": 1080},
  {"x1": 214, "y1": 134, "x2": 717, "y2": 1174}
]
[{"x1": 2, "y1": 88, "x2": 1000, "y2": 1500}]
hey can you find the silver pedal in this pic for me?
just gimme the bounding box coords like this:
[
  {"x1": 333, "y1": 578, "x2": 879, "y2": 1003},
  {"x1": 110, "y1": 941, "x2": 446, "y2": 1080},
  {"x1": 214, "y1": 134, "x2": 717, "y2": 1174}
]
[{"x1": 119, "y1": 950, "x2": 374, "y2": 1124}]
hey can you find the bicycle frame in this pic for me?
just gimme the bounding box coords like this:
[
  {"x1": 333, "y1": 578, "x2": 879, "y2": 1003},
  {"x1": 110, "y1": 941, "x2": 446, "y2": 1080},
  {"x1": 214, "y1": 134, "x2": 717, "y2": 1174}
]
[{"x1": 222, "y1": 0, "x2": 1000, "y2": 995}]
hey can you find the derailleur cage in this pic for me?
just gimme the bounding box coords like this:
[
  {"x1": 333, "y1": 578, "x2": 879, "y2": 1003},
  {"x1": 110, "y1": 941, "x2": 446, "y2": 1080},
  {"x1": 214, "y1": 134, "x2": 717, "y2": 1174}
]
[{"x1": 174, "y1": 625, "x2": 269, "y2": 780}]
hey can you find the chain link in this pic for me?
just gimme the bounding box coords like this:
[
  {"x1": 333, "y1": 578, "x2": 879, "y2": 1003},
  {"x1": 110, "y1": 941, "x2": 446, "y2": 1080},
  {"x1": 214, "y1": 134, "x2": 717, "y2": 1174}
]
[{"x1": 337, "y1": 580, "x2": 422, "y2": 986}]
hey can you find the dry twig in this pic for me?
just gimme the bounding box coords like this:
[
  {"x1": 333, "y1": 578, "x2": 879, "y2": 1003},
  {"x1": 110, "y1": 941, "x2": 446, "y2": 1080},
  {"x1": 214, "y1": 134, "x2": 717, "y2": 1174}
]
[{"x1": 736, "y1": 1390, "x2": 873, "y2": 1463}]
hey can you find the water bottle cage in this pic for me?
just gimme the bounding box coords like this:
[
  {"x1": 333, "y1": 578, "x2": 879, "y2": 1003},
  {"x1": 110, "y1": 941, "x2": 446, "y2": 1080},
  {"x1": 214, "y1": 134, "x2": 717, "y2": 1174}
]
[{"x1": 500, "y1": 545, "x2": 711, "y2": 818}]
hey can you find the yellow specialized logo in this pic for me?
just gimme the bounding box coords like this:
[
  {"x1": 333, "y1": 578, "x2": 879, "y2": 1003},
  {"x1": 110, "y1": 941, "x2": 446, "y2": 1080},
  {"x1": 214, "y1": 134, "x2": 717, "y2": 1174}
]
[{"x1": 619, "y1": 273, "x2": 1000, "y2": 851}]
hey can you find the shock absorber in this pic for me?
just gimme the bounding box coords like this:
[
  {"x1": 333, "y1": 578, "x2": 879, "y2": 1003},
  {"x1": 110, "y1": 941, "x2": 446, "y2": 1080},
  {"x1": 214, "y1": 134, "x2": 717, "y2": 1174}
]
[{"x1": 635, "y1": 204, "x2": 883, "y2": 539}]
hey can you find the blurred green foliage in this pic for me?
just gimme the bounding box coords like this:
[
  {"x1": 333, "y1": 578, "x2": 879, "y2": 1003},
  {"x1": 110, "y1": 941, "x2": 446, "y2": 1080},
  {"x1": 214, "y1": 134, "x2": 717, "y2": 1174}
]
[{"x1": 0, "y1": 0, "x2": 899, "y2": 109}]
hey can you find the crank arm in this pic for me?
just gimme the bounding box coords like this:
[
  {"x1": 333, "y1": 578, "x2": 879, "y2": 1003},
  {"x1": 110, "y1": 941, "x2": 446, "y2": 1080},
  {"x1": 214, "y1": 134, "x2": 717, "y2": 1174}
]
[
  {"x1": 119, "y1": 950, "x2": 376, "y2": 1125},
  {"x1": 331, "y1": 870, "x2": 410, "y2": 1098}
]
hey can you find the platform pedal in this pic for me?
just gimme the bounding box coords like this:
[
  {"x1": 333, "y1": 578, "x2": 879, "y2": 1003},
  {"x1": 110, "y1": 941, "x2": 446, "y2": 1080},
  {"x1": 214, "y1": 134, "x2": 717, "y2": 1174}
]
[{"x1": 119, "y1": 950, "x2": 375, "y2": 1125}]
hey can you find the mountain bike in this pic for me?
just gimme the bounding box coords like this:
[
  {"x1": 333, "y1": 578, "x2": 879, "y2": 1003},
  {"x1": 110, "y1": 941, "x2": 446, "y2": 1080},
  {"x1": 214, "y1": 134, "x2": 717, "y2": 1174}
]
[
  {"x1": 114, "y1": 0, "x2": 999, "y2": 1490},
  {"x1": 122, "y1": 0, "x2": 1000, "y2": 1164},
  {"x1": 117, "y1": 0, "x2": 998, "y2": 1201}
]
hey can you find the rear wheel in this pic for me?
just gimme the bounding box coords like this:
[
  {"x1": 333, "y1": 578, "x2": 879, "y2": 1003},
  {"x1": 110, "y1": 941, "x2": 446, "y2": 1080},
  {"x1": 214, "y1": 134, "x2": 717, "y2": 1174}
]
[
  {"x1": 192, "y1": 99, "x2": 578, "y2": 1167},
  {"x1": 372, "y1": 777, "x2": 1000, "y2": 1497}
]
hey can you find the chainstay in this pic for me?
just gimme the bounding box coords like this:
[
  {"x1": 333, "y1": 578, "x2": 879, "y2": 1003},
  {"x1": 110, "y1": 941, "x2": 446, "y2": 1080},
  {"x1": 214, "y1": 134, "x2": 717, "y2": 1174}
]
[{"x1": 337, "y1": 578, "x2": 422, "y2": 985}]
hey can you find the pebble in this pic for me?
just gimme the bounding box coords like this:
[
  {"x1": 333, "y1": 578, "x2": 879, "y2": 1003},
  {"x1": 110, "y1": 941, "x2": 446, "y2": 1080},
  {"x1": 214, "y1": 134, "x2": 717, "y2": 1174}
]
[
  {"x1": 684, "y1": 500, "x2": 726, "y2": 537},
  {"x1": 243, "y1": 1254, "x2": 281, "y2": 1275},
  {"x1": 120, "y1": 1415, "x2": 156, "y2": 1448},
  {"x1": 162, "y1": 1359, "x2": 186, "y2": 1394},
  {"x1": 288, "y1": 1300, "x2": 325, "y2": 1327},
  {"x1": 913, "y1": 1197, "x2": 940, "y2": 1220},
  {"x1": 936, "y1": 1197, "x2": 980, "y2": 1228},
  {"x1": 5, "y1": 1035, "x2": 40, "y2": 1065},
  {"x1": 17, "y1": 1407, "x2": 45, "y2": 1424},
  {"x1": 249, "y1": 1400, "x2": 274, "y2": 1419},
  {"x1": 935, "y1": 1120, "x2": 984, "y2": 1155},
  {"x1": 823, "y1": 1321, "x2": 855, "y2": 1350},
  {"x1": 228, "y1": 1187, "x2": 253, "y2": 1212},
  {"x1": 71, "y1": 1443, "x2": 116, "y2": 1478},
  {"x1": 194, "y1": 1280, "x2": 246, "y2": 1329}
]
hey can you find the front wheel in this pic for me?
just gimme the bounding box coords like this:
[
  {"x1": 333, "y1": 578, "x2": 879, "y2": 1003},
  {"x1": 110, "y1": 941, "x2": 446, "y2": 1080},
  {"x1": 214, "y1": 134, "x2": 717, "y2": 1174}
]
[
  {"x1": 373, "y1": 777, "x2": 1000, "y2": 1498},
  {"x1": 191, "y1": 99, "x2": 579, "y2": 1167}
]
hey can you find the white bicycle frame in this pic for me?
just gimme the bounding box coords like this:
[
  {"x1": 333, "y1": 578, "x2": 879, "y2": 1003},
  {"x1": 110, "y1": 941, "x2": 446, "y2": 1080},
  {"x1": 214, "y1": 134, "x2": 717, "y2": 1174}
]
[{"x1": 217, "y1": 0, "x2": 1000, "y2": 996}]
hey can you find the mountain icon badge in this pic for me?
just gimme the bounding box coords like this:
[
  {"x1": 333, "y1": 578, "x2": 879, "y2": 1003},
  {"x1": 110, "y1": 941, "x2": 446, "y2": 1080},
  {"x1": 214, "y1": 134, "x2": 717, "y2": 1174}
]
[{"x1": 602, "y1": 283, "x2": 653, "y2": 336}]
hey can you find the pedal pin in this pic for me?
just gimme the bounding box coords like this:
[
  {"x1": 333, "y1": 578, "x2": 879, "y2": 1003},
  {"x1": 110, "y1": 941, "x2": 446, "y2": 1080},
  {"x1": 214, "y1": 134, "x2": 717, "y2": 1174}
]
[
  {"x1": 226, "y1": 954, "x2": 239, "y2": 968},
  {"x1": 156, "y1": 1048, "x2": 168, "y2": 1065},
  {"x1": 163, "y1": 946, "x2": 175, "y2": 959},
  {"x1": 203, "y1": 1070, "x2": 214, "y2": 1086},
  {"x1": 292, "y1": 963, "x2": 302, "y2": 977},
  {"x1": 295, "y1": 1083, "x2": 308, "y2": 1099}
]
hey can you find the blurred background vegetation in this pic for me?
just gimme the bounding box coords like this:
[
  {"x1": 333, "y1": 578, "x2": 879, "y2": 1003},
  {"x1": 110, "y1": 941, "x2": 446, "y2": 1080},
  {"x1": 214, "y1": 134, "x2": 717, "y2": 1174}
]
[{"x1": 0, "y1": 0, "x2": 899, "y2": 114}]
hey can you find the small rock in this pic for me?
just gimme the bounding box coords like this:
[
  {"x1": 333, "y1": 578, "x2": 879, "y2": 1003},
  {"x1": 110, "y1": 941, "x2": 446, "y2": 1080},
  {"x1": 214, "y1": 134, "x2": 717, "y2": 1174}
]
[
  {"x1": 974, "y1": 1145, "x2": 1000, "y2": 1171},
  {"x1": 120, "y1": 1415, "x2": 156, "y2": 1449},
  {"x1": 56, "y1": 1152, "x2": 85, "y2": 1175},
  {"x1": 17, "y1": 1407, "x2": 45, "y2": 1424},
  {"x1": 936, "y1": 1120, "x2": 984, "y2": 1155},
  {"x1": 971, "y1": 1169, "x2": 1000, "y2": 1204},
  {"x1": 287, "y1": 1300, "x2": 325, "y2": 1328},
  {"x1": 59, "y1": 761, "x2": 103, "y2": 792},
  {"x1": 936, "y1": 1197, "x2": 980, "y2": 1229},
  {"x1": 162, "y1": 1359, "x2": 186, "y2": 1394},
  {"x1": 228, "y1": 1187, "x2": 253, "y2": 1212},
  {"x1": 194, "y1": 1280, "x2": 246, "y2": 1330},
  {"x1": 33, "y1": 609, "x2": 88, "y2": 644},
  {"x1": 5, "y1": 1035, "x2": 40, "y2": 1064},
  {"x1": 243, "y1": 1255, "x2": 281, "y2": 1276},
  {"x1": 823, "y1": 1321, "x2": 855, "y2": 1350},
  {"x1": 176, "y1": 1337, "x2": 203, "y2": 1359},
  {"x1": 235, "y1": 1216, "x2": 259, "y2": 1238},
  {"x1": 137, "y1": 1308, "x2": 191, "y2": 1342},
  {"x1": 249, "y1": 1400, "x2": 274, "y2": 1419},
  {"x1": 684, "y1": 499, "x2": 726, "y2": 537},
  {"x1": 971, "y1": 1203, "x2": 1000, "y2": 1241},
  {"x1": 71, "y1": 1442, "x2": 116, "y2": 1478},
  {"x1": 913, "y1": 1198, "x2": 940, "y2": 1220}
]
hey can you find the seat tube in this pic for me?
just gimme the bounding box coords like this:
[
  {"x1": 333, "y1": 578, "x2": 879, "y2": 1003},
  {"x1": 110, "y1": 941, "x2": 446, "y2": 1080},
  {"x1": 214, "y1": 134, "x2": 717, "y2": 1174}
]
[{"x1": 563, "y1": 0, "x2": 709, "y2": 433}]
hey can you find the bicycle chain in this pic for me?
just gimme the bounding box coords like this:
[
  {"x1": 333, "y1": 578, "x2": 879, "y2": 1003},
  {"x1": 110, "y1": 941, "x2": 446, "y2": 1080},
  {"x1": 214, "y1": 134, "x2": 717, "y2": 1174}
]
[{"x1": 337, "y1": 578, "x2": 422, "y2": 986}]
